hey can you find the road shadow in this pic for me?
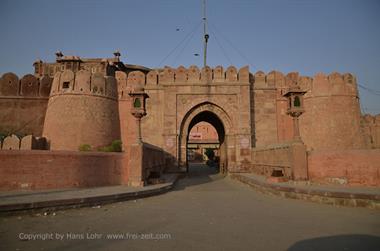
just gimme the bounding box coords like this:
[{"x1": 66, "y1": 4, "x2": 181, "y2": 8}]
[
  {"x1": 287, "y1": 234, "x2": 380, "y2": 251},
  {"x1": 172, "y1": 163, "x2": 225, "y2": 191}
]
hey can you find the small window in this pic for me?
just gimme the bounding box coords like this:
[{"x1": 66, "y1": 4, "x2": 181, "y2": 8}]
[
  {"x1": 62, "y1": 82, "x2": 70, "y2": 89},
  {"x1": 294, "y1": 96, "x2": 301, "y2": 107}
]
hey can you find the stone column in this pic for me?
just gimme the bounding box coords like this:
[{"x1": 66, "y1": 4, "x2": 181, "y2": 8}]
[{"x1": 291, "y1": 141, "x2": 308, "y2": 180}]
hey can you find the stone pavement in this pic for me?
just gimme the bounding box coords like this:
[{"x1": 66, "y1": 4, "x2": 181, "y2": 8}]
[
  {"x1": 1, "y1": 164, "x2": 379, "y2": 251},
  {"x1": 0, "y1": 174, "x2": 179, "y2": 214},
  {"x1": 230, "y1": 173, "x2": 380, "y2": 209},
  {"x1": 1, "y1": 166, "x2": 380, "y2": 215}
]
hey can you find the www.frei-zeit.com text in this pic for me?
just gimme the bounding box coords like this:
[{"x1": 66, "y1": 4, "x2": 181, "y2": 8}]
[{"x1": 18, "y1": 232, "x2": 172, "y2": 241}]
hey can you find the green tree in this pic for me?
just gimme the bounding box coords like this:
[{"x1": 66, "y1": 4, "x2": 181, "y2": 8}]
[{"x1": 204, "y1": 148, "x2": 215, "y2": 160}]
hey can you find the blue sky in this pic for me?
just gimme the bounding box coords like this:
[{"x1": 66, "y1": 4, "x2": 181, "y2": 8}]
[{"x1": 0, "y1": 0, "x2": 379, "y2": 114}]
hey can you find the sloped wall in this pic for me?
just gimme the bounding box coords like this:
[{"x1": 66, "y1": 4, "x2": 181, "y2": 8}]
[{"x1": 42, "y1": 70, "x2": 120, "y2": 150}]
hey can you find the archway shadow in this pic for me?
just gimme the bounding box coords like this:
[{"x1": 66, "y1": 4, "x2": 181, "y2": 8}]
[
  {"x1": 287, "y1": 234, "x2": 380, "y2": 251},
  {"x1": 172, "y1": 163, "x2": 226, "y2": 191}
]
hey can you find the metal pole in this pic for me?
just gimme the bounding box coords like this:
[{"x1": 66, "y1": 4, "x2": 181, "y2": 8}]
[{"x1": 203, "y1": 0, "x2": 208, "y2": 67}]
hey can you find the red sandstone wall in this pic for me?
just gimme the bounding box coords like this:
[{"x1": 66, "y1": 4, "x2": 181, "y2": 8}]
[
  {"x1": 117, "y1": 71, "x2": 143, "y2": 150},
  {"x1": 250, "y1": 144, "x2": 293, "y2": 177},
  {"x1": 0, "y1": 73, "x2": 52, "y2": 136},
  {"x1": 308, "y1": 149, "x2": 380, "y2": 186},
  {"x1": 361, "y1": 114, "x2": 380, "y2": 148},
  {"x1": 253, "y1": 70, "x2": 366, "y2": 151},
  {"x1": 43, "y1": 95, "x2": 120, "y2": 150},
  {"x1": 249, "y1": 142, "x2": 308, "y2": 181},
  {"x1": 252, "y1": 71, "x2": 278, "y2": 147},
  {"x1": 189, "y1": 121, "x2": 218, "y2": 140},
  {"x1": 42, "y1": 70, "x2": 120, "y2": 150},
  {"x1": 0, "y1": 98, "x2": 48, "y2": 136},
  {"x1": 300, "y1": 73, "x2": 365, "y2": 150},
  {"x1": 0, "y1": 150, "x2": 128, "y2": 191}
]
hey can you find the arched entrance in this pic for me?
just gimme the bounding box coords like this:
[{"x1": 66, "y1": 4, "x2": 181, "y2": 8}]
[{"x1": 179, "y1": 102, "x2": 234, "y2": 173}]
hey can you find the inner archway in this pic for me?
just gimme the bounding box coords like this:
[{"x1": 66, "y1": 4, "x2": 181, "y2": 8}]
[
  {"x1": 187, "y1": 112, "x2": 225, "y2": 172},
  {"x1": 188, "y1": 121, "x2": 219, "y2": 163},
  {"x1": 179, "y1": 102, "x2": 233, "y2": 174}
]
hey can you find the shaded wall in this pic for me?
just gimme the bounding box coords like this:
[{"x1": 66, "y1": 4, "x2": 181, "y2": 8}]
[
  {"x1": 249, "y1": 142, "x2": 307, "y2": 180},
  {"x1": 0, "y1": 150, "x2": 128, "y2": 191}
]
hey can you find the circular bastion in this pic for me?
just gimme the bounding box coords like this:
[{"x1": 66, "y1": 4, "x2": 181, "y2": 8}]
[{"x1": 42, "y1": 69, "x2": 121, "y2": 150}]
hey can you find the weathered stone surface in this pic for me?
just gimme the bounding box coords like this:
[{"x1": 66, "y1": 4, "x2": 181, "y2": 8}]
[
  {"x1": 20, "y1": 135, "x2": 38, "y2": 150},
  {"x1": 0, "y1": 72, "x2": 19, "y2": 96},
  {"x1": 20, "y1": 74, "x2": 39, "y2": 96},
  {"x1": 2, "y1": 134, "x2": 20, "y2": 150}
]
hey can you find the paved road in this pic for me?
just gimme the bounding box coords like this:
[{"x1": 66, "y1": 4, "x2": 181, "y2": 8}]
[{"x1": 1, "y1": 164, "x2": 379, "y2": 251}]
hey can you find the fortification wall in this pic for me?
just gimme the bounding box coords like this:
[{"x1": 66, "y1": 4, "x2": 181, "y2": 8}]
[
  {"x1": 251, "y1": 70, "x2": 366, "y2": 150},
  {"x1": 115, "y1": 65, "x2": 250, "y2": 147},
  {"x1": 0, "y1": 73, "x2": 52, "y2": 136},
  {"x1": 1, "y1": 134, "x2": 47, "y2": 150},
  {"x1": 361, "y1": 114, "x2": 380, "y2": 148},
  {"x1": 42, "y1": 70, "x2": 120, "y2": 150},
  {"x1": 252, "y1": 71, "x2": 279, "y2": 147},
  {"x1": 308, "y1": 149, "x2": 380, "y2": 186},
  {"x1": 301, "y1": 72, "x2": 365, "y2": 150},
  {"x1": 136, "y1": 65, "x2": 250, "y2": 85},
  {"x1": 115, "y1": 65, "x2": 252, "y2": 170},
  {"x1": 0, "y1": 150, "x2": 128, "y2": 190}
]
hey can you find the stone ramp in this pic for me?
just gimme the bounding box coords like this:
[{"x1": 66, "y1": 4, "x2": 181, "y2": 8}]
[
  {"x1": 230, "y1": 173, "x2": 380, "y2": 209},
  {"x1": 0, "y1": 174, "x2": 179, "y2": 214}
]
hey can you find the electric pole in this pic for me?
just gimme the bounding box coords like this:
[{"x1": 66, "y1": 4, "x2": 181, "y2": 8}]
[{"x1": 203, "y1": 0, "x2": 209, "y2": 67}]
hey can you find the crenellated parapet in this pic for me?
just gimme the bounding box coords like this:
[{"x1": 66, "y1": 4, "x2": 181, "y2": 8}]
[
  {"x1": 311, "y1": 72, "x2": 358, "y2": 97},
  {"x1": 115, "y1": 65, "x2": 250, "y2": 92},
  {"x1": 251, "y1": 70, "x2": 358, "y2": 97},
  {"x1": 0, "y1": 72, "x2": 53, "y2": 98},
  {"x1": 49, "y1": 69, "x2": 118, "y2": 99},
  {"x1": 0, "y1": 134, "x2": 47, "y2": 150}
]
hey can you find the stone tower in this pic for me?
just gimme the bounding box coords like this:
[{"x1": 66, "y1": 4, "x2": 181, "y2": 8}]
[{"x1": 42, "y1": 65, "x2": 120, "y2": 150}]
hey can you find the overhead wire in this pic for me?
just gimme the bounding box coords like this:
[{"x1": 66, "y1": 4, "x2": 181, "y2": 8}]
[
  {"x1": 358, "y1": 83, "x2": 380, "y2": 96},
  {"x1": 157, "y1": 20, "x2": 203, "y2": 67},
  {"x1": 209, "y1": 20, "x2": 253, "y2": 67},
  {"x1": 209, "y1": 28, "x2": 234, "y2": 66},
  {"x1": 172, "y1": 23, "x2": 202, "y2": 66}
]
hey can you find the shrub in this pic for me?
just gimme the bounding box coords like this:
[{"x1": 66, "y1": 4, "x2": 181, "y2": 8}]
[
  {"x1": 0, "y1": 133, "x2": 7, "y2": 142},
  {"x1": 79, "y1": 144, "x2": 92, "y2": 151},
  {"x1": 111, "y1": 140, "x2": 122, "y2": 152},
  {"x1": 98, "y1": 140, "x2": 122, "y2": 152},
  {"x1": 98, "y1": 145, "x2": 113, "y2": 152}
]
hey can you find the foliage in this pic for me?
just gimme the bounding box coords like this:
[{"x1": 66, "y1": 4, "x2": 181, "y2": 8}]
[
  {"x1": 111, "y1": 139, "x2": 122, "y2": 152},
  {"x1": 79, "y1": 144, "x2": 92, "y2": 151},
  {"x1": 0, "y1": 132, "x2": 7, "y2": 142},
  {"x1": 204, "y1": 148, "x2": 215, "y2": 160},
  {"x1": 98, "y1": 140, "x2": 122, "y2": 152}
]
